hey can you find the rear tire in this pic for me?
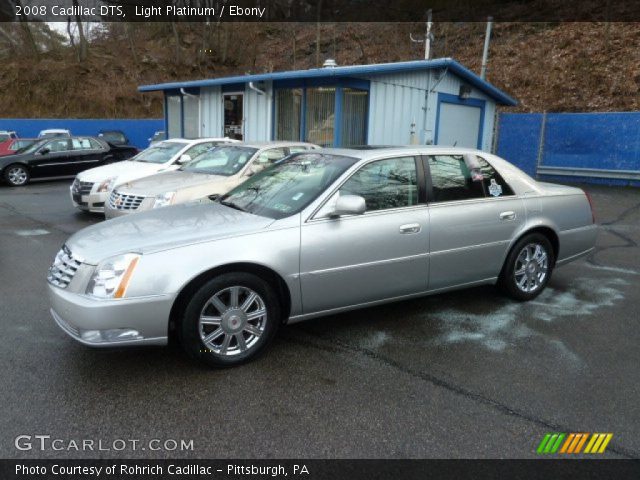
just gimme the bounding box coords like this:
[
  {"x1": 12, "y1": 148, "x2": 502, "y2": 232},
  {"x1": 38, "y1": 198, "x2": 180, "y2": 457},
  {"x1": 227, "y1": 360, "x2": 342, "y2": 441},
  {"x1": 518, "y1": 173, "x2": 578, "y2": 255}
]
[
  {"x1": 499, "y1": 233, "x2": 554, "y2": 301},
  {"x1": 4, "y1": 164, "x2": 30, "y2": 186},
  {"x1": 179, "y1": 272, "x2": 280, "y2": 367}
]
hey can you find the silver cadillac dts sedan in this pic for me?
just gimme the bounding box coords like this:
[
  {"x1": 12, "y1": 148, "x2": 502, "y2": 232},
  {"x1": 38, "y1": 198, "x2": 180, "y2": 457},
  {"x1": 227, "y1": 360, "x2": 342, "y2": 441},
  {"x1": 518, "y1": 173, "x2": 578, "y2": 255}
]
[{"x1": 48, "y1": 147, "x2": 597, "y2": 367}]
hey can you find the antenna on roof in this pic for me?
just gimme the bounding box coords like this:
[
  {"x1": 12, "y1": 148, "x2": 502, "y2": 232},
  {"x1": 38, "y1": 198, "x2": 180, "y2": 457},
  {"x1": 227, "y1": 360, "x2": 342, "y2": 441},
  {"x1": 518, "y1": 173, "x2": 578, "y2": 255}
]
[{"x1": 410, "y1": 9, "x2": 433, "y2": 60}]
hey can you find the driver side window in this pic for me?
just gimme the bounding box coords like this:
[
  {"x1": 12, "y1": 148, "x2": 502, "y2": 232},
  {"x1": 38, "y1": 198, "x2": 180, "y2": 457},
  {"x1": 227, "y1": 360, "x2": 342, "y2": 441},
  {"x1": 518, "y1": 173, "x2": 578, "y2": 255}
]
[{"x1": 339, "y1": 156, "x2": 418, "y2": 212}]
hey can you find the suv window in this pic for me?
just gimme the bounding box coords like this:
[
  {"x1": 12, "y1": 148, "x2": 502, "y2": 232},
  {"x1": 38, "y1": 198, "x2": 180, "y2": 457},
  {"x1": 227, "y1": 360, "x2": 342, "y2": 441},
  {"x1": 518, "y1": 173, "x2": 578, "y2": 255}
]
[
  {"x1": 428, "y1": 155, "x2": 514, "y2": 203},
  {"x1": 339, "y1": 156, "x2": 418, "y2": 212}
]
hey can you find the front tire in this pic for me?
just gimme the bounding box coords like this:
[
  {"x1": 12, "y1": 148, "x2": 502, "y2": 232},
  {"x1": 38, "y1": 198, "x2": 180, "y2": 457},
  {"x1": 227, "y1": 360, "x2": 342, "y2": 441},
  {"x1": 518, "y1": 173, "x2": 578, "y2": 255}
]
[
  {"x1": 4, "y1": 164, "x2": 30, "y2": 186},
  {"x1": 180, "y1": 273, "x2": 281, "y2": 367},
  {"x1": 500, "y1": 233, "x2": 554, "y2": 301}
]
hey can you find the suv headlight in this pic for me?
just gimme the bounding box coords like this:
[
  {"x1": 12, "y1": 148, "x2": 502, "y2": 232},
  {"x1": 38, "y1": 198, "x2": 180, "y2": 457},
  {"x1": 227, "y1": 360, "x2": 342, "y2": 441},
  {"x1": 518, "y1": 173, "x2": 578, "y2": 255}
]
[
  {"x1": 97, "y1": 177, "x2": 115, "y2": 193},
  {"x1": 86, "y1": 253, "x2": 140, "y2": 299},
  {"x1": 153, "y1": 191, "x2": 176, "y2": 208}
]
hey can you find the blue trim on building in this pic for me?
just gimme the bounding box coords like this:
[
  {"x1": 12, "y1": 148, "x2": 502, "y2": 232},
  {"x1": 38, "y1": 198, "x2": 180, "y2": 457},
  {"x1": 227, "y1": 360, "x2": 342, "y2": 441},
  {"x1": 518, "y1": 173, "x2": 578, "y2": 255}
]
[
  {"x1": 139, "y1": 58, "x2": 516, "y2": 106},
  {"x1": 434, "y1": 92, "x2": 486, "y2": 149}
]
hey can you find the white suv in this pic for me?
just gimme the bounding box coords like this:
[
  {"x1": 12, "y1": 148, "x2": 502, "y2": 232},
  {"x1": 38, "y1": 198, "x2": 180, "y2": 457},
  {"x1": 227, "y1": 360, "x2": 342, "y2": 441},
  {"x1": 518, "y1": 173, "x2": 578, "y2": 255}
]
[{"x1": 70, "y1": 138, "x2": 236, "y2": 214}]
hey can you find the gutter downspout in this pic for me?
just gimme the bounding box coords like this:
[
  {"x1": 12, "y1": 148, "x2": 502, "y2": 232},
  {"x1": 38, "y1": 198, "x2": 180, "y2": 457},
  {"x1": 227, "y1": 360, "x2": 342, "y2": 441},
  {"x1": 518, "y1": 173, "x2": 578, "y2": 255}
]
[{"x1": 248, "y1": 81, "x2": 266, "y2": 95}]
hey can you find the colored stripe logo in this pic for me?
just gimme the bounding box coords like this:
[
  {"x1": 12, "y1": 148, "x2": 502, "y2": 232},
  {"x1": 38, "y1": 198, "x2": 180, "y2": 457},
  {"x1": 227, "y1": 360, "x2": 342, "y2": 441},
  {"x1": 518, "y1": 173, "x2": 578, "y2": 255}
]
[{"x1": 537, "y1": 433, "x2": 613, "y2": 454}]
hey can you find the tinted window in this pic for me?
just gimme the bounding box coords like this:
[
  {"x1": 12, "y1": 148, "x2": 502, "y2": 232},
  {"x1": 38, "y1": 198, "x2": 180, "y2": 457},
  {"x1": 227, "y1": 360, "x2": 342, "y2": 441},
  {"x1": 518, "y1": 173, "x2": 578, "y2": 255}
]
[
  {"x1": 428, "y1": 155, "x2": 513, "y2": 203},
  {"x1": 99, "y1": 132, "x2": 126, "y2": 144},
  {"x1": 339, "y1": 156, "x2": 418, "y2": 212}
]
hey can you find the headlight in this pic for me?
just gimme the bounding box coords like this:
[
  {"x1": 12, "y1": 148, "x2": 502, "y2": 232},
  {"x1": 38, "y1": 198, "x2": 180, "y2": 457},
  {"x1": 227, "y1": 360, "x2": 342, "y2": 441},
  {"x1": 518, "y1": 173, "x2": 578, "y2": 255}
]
[
  {"x1": 153, "y1": 191, "x2": 176, "y2": 208},
  {"x1": 97, "y1": 177, "x2": 115, "y2": 193},
  {"x1": 86, "y1": 253, "x2": 140, "y2": 299}
]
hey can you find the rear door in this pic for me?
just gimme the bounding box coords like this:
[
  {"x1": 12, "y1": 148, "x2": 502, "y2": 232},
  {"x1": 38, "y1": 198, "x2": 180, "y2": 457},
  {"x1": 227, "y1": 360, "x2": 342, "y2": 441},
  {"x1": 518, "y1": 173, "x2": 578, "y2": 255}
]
[
  {"x1": 425, "y1": 154, "x2": 525, "y2": 290},
  {"x1": 300, "y1": 155, "x2": 429, "y2": 314},
  {"x1": 69, "y1": 137, "x2": 105, "y2": 174}
]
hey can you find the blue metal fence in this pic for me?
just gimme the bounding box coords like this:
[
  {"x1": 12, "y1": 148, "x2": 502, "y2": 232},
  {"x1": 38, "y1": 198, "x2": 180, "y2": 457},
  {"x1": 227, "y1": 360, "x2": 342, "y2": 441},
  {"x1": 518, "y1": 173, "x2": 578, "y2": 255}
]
[
  {"x1": 496, "y1": 112, "x2": 640, "y2": 186},
  {"x1": 0, "y1": 118, "x2": 164, "y2": 150}
]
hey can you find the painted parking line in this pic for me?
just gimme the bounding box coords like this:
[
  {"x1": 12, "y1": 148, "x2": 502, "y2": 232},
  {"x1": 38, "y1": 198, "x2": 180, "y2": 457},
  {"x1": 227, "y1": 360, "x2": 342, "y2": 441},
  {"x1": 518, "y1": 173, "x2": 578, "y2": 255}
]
[{"x1": 14, "y1": 229, "x2": 50, "y2": 236}]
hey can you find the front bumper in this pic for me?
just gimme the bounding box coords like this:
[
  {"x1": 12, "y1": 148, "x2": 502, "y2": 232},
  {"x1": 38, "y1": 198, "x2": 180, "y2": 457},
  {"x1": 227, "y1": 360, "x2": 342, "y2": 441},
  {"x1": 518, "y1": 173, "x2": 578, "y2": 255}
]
[
  {"x1": 48, "y1": 283, "x2": 172, "y2": 347},
  {"x1": 69, "y1": 186, "x2": 107, "y2": 214}
]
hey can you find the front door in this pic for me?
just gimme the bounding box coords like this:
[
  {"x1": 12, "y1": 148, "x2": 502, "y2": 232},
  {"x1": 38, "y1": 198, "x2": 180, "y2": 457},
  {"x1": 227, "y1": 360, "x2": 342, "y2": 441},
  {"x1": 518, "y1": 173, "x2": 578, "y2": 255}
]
[
  {"x1": 29, "y1": 138, "x2": 73, "y2": 178},
  {"x1": 223, "y1": 93, "x2": 243, "y2": 140},
  {"x1": 300, "y1": 156, "x2": 429, "y2": 314}
]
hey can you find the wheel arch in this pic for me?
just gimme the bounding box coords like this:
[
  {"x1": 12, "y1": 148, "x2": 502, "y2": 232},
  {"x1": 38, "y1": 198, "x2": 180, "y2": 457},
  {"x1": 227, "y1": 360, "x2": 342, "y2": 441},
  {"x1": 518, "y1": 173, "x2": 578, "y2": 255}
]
[
  {"x1": 167, "y1": 262, "x2": 292, "y2": 341},
  {"x1": 500, "y1": 225, "x2": 560, "y2": 279}
]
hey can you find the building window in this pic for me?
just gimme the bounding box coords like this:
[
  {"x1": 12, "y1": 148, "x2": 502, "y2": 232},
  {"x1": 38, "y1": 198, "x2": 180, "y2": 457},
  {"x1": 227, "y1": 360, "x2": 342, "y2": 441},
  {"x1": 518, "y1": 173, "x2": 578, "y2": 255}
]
[
  {"x1": 305, "y1": 87, "x2": 336, "y2": 147},
  {"x1": 183, "y1": 94, "x2": 200, "y2": 139},
  {"x1": 275, "y1": 88, "x2": 302, "y2": 141},
  {"x1": 166, "y1": 95, "x2": 181, "y2": 138},
  {"x1": 223, "y1": 93, "x2": 243, "y2": 140},
  {"x1": 341, "y1": 88, "x2": 367, "y2": 146}
]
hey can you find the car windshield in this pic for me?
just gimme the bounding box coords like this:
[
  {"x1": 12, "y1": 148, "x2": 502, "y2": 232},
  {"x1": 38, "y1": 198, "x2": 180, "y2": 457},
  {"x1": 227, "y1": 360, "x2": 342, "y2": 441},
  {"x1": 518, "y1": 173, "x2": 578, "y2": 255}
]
[
  {"x1": 181, "y1": 146, "x2": 258, "y2": 176},
  {"x1": 16, "y1": 139, "x2": 48, "y2": 154},
  {"x1": 218, "y1": 153, "x2": 358, "y2": 219},
  {"x1": 40, "y1": 132, "x2": 68, "y2": 138},
  {"x1": 133, "y1": 141, "x2": 187, "y2": 164}
]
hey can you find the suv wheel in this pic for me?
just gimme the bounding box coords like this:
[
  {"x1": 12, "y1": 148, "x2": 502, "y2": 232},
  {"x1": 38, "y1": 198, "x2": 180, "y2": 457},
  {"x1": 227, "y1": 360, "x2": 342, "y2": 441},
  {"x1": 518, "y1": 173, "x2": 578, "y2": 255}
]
[
  {"x1": 4, "y1": 164, "x2": 30, "y2": 186},
  {"x1": 180, "y1": 273, "x2": 281, "y2": 367},
  {"x1": 500, "y1": 233, "x2": 554, "y2": 301}
]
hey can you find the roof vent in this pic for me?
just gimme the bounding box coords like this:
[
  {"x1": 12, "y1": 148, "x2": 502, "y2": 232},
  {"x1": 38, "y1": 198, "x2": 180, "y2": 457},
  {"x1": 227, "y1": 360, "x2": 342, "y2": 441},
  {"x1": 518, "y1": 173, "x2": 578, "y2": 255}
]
[{"x1": 323, "y1": 59, "x2": 337, "y2": 68}]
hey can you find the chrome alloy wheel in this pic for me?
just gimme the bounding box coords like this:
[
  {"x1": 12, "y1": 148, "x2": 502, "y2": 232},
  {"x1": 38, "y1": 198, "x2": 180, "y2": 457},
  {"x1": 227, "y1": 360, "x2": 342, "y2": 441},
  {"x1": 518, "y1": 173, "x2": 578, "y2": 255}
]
[
  {"x1": 514, "y1": 243, "x2": 549, "y2": 293},
  {"x1": 198, "y1": 286, "x2": 267, "y2": 356},
  {"x1": 7, "y1": 166, "x2": 28, "y2": 186}
]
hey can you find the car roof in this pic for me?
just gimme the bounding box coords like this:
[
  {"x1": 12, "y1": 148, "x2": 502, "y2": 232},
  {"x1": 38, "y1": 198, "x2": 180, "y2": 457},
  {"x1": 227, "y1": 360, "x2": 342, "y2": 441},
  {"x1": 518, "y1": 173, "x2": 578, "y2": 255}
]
[
  {"x1": 162, "y1": 137, "x2": 236, "y2": 145},
  {"x1": 40, "y1": 129, "x2": 70, "y2": 133},
  {"x1": 232, "y1": 141, "x2": 317, "y2": 149},
  {"x1": 314, "y1": 145, "x2": 490, "y2": 160}
]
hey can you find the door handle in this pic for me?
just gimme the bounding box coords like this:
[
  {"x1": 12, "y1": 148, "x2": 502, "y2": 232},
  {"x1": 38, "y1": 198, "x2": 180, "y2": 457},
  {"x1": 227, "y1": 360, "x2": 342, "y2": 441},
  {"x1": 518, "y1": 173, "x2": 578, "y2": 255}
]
[
  {"x1": 500, "y1": 211, "x2": 516, "y2": 221},
  {"x1": 399, "y1": 223, "x2": 421, "y2": 234}
]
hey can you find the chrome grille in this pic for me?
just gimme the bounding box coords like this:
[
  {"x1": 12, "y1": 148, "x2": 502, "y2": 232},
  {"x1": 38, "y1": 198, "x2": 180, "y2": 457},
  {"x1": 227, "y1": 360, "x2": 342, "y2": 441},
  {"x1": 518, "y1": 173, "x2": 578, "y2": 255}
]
[
  {"x1": 109, "y1": 190, "x2": 145, "y2": 210},
  {"x1": 47, "y1": 246, "x2": 82, "y2": 289},
  {"x1": 72, "y1": 178, "x2": 94, "y2": 195}
]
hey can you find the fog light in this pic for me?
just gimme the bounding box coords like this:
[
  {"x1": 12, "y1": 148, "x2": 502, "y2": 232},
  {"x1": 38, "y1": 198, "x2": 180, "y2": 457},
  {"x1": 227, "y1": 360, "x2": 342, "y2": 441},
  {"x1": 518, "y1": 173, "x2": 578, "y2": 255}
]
[{"x1": 79, "y1": 328, "x2": 142, "y2": 343}]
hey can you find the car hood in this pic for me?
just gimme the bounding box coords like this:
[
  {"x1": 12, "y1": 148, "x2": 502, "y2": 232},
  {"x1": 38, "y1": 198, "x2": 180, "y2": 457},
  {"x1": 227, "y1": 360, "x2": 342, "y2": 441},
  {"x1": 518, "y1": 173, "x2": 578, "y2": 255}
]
[
  {"x1": 76, "y1": 160, "x2": 172, "y2": 183},
  {"x1": 117, "y1": 170, "x2": 231, "y2": 196},
  {"x1": 65, "y1": 203, "x2": 275, "y2": 264}
]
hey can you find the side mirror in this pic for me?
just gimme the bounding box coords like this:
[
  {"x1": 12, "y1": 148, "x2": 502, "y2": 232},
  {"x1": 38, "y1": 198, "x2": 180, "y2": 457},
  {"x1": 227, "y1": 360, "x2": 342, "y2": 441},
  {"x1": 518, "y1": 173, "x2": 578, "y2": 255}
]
[
  {"x1": 330, "y1": 195, "x2": 366, "y2": 217},
  {"x1": 39, "y1": 147, "x2": 50, "y2": 155},
  {"x1": 177, "y1": 154, "x2": 191, "y2": 164}
]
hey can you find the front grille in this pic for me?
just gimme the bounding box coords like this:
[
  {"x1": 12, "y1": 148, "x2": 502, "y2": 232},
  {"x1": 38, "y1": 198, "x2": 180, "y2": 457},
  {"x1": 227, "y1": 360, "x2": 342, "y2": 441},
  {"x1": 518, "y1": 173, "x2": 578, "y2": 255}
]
[
  {"x1": 47, "y1": 245, "x2": 82, "y2": 289},
  {"x1": 109, "y1": 190, "x2": 145, "y2": 210},
  {"x1": 72, "y1": 178, "x2": 94, "y2": 195}
]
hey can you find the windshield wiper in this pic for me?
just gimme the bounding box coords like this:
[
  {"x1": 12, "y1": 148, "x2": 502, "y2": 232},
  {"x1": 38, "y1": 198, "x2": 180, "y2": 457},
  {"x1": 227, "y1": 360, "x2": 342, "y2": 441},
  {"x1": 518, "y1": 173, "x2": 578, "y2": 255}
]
[{"x1": 219, "y1": 199, "x2": 247, "y2": 212}]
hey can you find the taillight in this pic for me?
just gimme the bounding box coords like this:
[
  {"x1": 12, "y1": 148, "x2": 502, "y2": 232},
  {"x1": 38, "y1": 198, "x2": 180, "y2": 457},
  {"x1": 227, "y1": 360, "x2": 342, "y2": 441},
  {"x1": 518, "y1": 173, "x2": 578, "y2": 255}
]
[{"x1": 584, "y1": 190, "x2": 596, "y2": 224}]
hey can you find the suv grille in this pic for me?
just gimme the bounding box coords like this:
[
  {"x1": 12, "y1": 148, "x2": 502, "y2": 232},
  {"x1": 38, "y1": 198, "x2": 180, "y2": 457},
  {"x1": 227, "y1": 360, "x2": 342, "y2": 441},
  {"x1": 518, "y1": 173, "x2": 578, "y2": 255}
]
[
  {"x1": 48, "y1": 246, "x2": 82, "y2": 289},
  {"x1": 72, "y1": 178, "x2": 94, "y2": 195},
  {"x1": 109, "y1": 190, "x2": 145, "y2": 210}
]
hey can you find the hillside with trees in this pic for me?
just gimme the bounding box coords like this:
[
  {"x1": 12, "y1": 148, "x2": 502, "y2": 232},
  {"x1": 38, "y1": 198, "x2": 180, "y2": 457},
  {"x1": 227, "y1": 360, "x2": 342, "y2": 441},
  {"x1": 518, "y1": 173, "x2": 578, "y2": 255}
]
[{"x1": 0, "y1": 21, "x2": 637, "y2": 118}]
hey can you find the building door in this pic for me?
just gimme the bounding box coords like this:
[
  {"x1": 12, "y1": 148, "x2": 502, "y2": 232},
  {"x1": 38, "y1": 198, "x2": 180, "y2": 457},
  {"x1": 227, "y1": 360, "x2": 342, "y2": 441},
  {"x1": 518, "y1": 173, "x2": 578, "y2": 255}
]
[
  {"x1": 223, "y1": 93, "x2": 243, "y2": 140},
  {"x1": 436, "y1": 94, "x2": 485, "y2": 149}
]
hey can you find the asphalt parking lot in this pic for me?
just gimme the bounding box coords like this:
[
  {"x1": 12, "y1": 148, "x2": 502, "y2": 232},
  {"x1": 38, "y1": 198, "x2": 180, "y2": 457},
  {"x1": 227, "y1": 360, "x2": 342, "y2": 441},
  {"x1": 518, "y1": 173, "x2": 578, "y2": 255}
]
[{"x1": 0, "y1": 179, "x2": 638, "y2": 459}]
